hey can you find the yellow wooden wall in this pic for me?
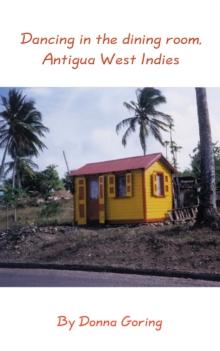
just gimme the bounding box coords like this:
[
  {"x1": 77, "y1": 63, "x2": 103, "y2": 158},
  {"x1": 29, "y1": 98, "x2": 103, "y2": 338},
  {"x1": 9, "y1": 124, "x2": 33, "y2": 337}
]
[
  {"x1": 106, "y1": 169, "x2": 144, "y2": 221},
  {"x1": 74, "y1": 163, "x2": 173, "y2": 224},
  {"x1": 144, "y1": 161, "x2": 173, "y2": 221},
  {"x1": 74, "y1": 171, "x2": 144, "y2": 223}
]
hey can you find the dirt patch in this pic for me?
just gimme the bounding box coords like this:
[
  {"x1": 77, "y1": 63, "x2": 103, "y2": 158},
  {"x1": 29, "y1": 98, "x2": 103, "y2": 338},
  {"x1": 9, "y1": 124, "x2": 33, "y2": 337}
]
[{"x1": 0, "y1": 224, "x2": 219, "y2": 275}]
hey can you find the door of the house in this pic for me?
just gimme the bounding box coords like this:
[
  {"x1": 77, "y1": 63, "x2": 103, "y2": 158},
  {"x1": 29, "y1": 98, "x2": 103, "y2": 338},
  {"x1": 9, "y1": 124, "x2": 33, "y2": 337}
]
[{"x1": 87, "y1": 176, "x2": 99, "y2": 221}]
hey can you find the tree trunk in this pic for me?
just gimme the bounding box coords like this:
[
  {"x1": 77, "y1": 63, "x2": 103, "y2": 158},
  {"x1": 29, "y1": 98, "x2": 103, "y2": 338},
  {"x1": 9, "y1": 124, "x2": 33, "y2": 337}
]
[
  {"x1": 17, "y1": 170, "x2": 21, "y2": 189},
  {"x1": 0, "y1": 139, "x2": 9, "y2": 182},
  {"x1": 6, "y1": 205, "x2": 9, "y2": 231},
  {"x1": 195, "y1": 88, "x2": 219, "y2": 226},
  {"x1": 12, "y1": 157, "x2": 17, "y2": 189}
]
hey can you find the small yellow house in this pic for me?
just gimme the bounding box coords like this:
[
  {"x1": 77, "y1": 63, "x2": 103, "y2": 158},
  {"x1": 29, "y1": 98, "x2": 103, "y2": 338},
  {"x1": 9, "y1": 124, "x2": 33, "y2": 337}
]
[{"x1": 70, "y1": 153, "x2": 175, "y2": 225}]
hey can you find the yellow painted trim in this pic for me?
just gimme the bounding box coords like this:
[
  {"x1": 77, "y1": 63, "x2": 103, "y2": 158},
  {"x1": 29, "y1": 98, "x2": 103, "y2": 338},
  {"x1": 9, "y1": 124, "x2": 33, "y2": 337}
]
[
  {"x1": 107, "y1": 174, "x2": 116, "y2": 198},
  {"x1": 76, "y1": 176, "x2": 87, "y2": 225},
  {"x1": 126, "y1": 172, "x2": 132, "y2": 197},
  {"x1": 99, "y1": 175, "x2": 105, "y2": 224}
]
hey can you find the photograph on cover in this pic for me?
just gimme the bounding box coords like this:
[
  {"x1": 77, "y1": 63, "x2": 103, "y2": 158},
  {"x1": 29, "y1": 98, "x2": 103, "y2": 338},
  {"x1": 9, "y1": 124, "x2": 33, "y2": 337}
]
[{"x1": 0, "y1": 87, "x2": 219, "y2": 287}]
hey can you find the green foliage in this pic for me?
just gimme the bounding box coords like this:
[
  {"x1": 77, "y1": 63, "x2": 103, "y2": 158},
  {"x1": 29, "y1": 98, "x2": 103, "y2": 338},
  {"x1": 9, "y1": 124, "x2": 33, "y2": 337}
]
[
  {"x1": 181, "y1": 168, "x2": 193, "y2": 177},
  {"x1": 184, "y1": 142, "x2": 220, "y2": 188},
  {"x1": 0, "y1": 88, "x2": 49, "y2": 186},
  {"x1": 4, "y1": 156, "x2": 38, "y2": 189},
  {"x1": 22, "y1": 164, "x2": 64, "y2": 198},
  {"x1": 116, "y1": 87, "x2": 172, "y2": 155},
  {"x1": 1, "y1": 186, "x2": 27, "y2": 206},
  {"x1": 0, "y1": 89, "x2": 49, "y2": 157},
  {"x1": 63, "y1": 173, "x2": 74, "y2": 194},
  {"x1": 40, "y1": 201, "x2": 61, "y2": 219},
  {"x1": 35, "y1": 165, "x2": 64, "y2": 198}
]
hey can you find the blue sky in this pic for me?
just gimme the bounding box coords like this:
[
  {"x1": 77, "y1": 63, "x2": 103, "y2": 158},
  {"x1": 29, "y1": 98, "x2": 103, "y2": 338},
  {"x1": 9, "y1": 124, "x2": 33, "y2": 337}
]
[{"x1": 0, "y1": 87, "x2": 219, "y2": 177}]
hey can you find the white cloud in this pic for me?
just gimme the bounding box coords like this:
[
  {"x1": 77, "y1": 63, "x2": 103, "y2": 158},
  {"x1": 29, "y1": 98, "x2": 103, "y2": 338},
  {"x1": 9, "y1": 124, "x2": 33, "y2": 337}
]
[{"x1": 1, "y1": 87, "x2": 220, "y2": 177}]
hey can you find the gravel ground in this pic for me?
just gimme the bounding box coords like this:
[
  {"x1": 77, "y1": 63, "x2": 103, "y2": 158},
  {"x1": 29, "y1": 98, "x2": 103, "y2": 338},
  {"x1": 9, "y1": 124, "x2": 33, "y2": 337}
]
[{"x1": 0, "y1": 223, "x2": 219, "y2": 276}]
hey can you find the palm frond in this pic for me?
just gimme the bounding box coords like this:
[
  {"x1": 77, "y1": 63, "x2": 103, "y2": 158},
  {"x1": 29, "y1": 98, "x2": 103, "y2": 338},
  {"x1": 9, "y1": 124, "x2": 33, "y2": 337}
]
[
  {"x1": 116, "y1": 117, "x2": 138, "y2": 134},
  {"x1": 150, "y1": 118, "x2": 170, "y2": 132},
  {"x1": 116, "y1": 87, "x2": 173, "y2": 155},
  {"x1": 121, "y1": 125, "x2": 137, "y2": 146},
  {"x1": 153, "y1": 111, "x2": 173, "y2": 123},
  {"x1": 150, "y1": 124, "x2": 164, "y2": 145},
  {"x1": 0, "y1": 135, "x2": 9, "y2": 148},
  {"x1": 123, "y1": 101, "x2": 136, "y2": 113},
  {"x1": 0, "y1": 89, "x2": 49, "y2": 183}
]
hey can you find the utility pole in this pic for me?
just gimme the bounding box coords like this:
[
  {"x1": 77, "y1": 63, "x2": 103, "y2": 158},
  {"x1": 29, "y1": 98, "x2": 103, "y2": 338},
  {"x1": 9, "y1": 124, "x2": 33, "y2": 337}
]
[
  {"x1": 164, "y1": 141, "x2": 170, "y2": 159},
  {"x1": 63, "y1": 150, "x2": 70, "y2": 174}
]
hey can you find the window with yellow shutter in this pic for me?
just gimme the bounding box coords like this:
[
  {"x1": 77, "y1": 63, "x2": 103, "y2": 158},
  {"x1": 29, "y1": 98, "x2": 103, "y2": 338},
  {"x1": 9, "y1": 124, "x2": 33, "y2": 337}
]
[
  {"x1": 151, "y1": 172, "x2": 165, "y2": 197},
  {"x1": 108, "y1": 174, "x2": 116, "y2": 198},
  {"x1": 116, "y1": 174, "x2": 126, "y2": 197},
  {"x1": 164, "y1": 174, "x2": 169, "y2": 194},
  {"x1": 126, "y1": 172, "x2": 132, "y2": 197},
  {"x1": 107, "y1": 172, "x2": 133, "y2": 198}
]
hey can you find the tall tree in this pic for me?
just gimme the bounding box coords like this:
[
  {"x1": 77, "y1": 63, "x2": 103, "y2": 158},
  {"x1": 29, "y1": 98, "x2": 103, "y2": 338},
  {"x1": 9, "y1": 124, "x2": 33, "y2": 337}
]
[
  {"x1": 22, "y1": 164, "x2": 64, "y2": 198},
  {"x1": 185, "y1": 142, "x2": 220, "y2": 188},
  {"x1": 195, "y1": 88, "x2": 219, "y2": 225},
  {"x1": 116, "y1": 88, "x2": 172, "y2": 155},
  {"x1": 0, "y1": 89, "x2": 49, "y2": 185},
  {"x1": 3, "y1": 156, "x2": 38, "y2": 189}
]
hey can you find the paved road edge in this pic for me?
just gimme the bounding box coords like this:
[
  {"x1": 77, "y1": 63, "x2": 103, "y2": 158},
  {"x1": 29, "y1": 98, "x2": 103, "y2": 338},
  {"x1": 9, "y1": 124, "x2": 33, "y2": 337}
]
[{"x1": 0, "y1": 262, "x2": 219, "y2": 282}]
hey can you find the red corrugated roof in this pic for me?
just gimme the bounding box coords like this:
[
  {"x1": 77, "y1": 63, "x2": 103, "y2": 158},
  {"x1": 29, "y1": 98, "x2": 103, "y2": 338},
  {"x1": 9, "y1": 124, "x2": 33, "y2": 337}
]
[{"x1": 70, "y1": 153, "x2": 175, "y2": 176}]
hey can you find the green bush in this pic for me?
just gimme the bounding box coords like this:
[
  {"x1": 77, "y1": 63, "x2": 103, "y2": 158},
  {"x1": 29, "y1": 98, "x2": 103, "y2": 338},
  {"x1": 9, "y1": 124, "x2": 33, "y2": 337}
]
[{"x1": 39, "y1": 201, "x2": 62, "y2": 219}]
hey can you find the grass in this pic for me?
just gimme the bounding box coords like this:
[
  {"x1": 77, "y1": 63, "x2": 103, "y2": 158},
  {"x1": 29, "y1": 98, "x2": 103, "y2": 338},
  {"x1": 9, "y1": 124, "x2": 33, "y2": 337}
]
[{"x1": 0, "y1": 199, "x2": 73, "y2": 230}]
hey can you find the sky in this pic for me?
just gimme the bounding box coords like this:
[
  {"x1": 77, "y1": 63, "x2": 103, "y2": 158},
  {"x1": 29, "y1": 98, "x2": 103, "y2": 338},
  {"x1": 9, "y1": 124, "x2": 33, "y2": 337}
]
[{"x1": 0, "y1": 87, "x2": 219, "y2": 177}]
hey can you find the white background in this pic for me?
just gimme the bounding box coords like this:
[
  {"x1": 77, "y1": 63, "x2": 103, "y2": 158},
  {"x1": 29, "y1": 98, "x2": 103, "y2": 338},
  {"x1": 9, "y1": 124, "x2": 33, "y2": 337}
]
[
  {"x1": 0, "y1": 288, "x2": 219, "y2": 351},
  {"x1": 0, "y1": 0, "x2": 220, "y2": 350},
  {"x1": 0, "y1": 0, "x2": 220, "y2": 86}
]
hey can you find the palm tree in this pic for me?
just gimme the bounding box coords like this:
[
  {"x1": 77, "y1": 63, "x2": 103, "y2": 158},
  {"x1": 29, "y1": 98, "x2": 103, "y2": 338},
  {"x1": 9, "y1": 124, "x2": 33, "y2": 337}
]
[
  {"x1": 0, "y1": 89, "x2": 49, "y2": 185},
  {"x1": 195, "y1": 88, "x2": 219, "y2": 225},
  {"x1": 3, "y1": 156, "x2": 38, "y2": 189},
  {"x1": 116, "y1": 88, "x2": 172, "y2": 155}
]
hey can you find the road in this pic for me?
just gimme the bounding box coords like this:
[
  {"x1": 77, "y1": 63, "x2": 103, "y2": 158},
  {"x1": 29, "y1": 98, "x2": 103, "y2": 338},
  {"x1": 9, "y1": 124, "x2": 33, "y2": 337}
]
[{"x1": 0, "y1": 268, "x2": 219, "y2": 287}]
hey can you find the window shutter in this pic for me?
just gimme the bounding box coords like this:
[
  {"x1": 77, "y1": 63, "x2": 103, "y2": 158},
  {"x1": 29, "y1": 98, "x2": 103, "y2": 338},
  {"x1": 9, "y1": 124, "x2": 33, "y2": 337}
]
[
  {"x1": 164, "y1": 174, "x2": 169, "y2": 195},
  {"x1": 126, "y1": 172, "x2": 132, "y2": 197},
  {"x1": 161, "y1": 173, "x2": 165, "y2": 196},
  {"x1": 151, "y1": 173, "x2": 157, "y2": 196},
  {"x1": 108, "y1": 174, "x2": 116, "y2": 198},
  {"x1": 99, "y1": 175, "x2": 105, "y2": 224},
  {"x1": 76, "y1": 177, "x2": 87, "y2": 225}
]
